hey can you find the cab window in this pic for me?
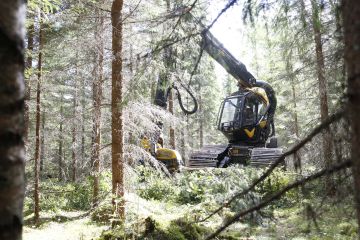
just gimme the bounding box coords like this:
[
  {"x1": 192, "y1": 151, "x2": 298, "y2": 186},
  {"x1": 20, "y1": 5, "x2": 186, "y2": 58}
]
[{"x1": 243, "y1": 95, "x2": 267, "y2": 126}]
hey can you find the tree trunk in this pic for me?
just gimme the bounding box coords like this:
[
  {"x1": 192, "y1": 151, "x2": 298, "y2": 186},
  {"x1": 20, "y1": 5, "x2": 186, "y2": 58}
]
[
  {"x1": 284, "y1": 44, "x2": 301, "y2": 171},
  {"x1": 311, "y1": 0, "x2": 332, "y2": 180},
  {"x1": 199, "y1": 91, "x2": 204, "y2": 148},
  {"x1": 180, "y1": 128, "x2": 186, "y2": 165},
  {"x1": 72, "y1": 59, "x2": 78, "y2": 182},
  {"x1": 343, "y1": 0, "x2": 360, "y2": 235},
  {"x1": 92, "y1": 5, "x2": 104, "y2": 207},
  {"x1": 111, "y1": 0, "x2": 125, "y2": 221},
  {"x1": 0, "y1": 1, "x2": 26, "y2": 239},
  {"x1": 25, "y1": 18, "x2": 34, "y2": 143},
  {"x1": 34, "y1": 19, "x2": 44, "y2": 224},
  {"x1": 40, "y1": 110, "x2": 45, "y2": 173},
  {"x1": 81, "y1": 76, "x2": 86, "y2": 163},
  {"x1": 163, "y1": 0, "x2": 176, "y2": 149},
  {"x1": 169, "y1": 89, "x2": 176, "y2": 149},
  {"x1": 291, "y1": 78, "x2": 302, "y2": 172},
  {"x1": 71, "y1": 113, "x2": 77, "y2": 181},
  {"x1": 58, "y1": 96, "x2": 64, "y2": 182}
]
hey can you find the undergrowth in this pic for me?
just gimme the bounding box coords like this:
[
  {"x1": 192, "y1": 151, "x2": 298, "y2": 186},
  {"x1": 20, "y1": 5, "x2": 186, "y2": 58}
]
[
  {"x1": 24, "y1": 165, "x2": 357, "y2": 240},
  {"x1": 24, "y1": 173, "x2": 111, "y2": 216}
]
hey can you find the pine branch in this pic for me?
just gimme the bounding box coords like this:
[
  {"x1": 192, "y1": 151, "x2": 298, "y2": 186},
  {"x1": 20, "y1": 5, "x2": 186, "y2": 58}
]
[{"x1": 141, "y1": 0, "x2": 239, "y2": 60}]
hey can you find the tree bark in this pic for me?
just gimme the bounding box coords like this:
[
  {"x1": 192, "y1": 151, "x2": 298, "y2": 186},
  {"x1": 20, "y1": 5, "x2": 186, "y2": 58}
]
[
  {"x1": 92, "y1": 5, "x2": 104, "y2": 207},
  {"x1": 343, "y1": 0, "x2": 360, "y2": 235},
  {"x1": 311, "y1": 0, "x2": 332, "y2": 180},
  {"x1": 0, "y1": 1, "x2": 26, "y2": 239},
  {"x1": 111, "y1": 0, "x2": 125, "y2": 221},
  {"x1": 34, "y1": 18, "x2": 43, "y2": 225}
]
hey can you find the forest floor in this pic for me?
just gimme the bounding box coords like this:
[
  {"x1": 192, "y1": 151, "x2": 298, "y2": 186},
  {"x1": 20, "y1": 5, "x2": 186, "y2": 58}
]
[
  {"x1": 23, "y1": 211, "x2": 107, "y2": 240},
  {"x1": 22, "y1": 166, "x2": 358, "y2": 240},
  {"x1": 22, "y1": 197, "x2": 357, "y2": 240}
]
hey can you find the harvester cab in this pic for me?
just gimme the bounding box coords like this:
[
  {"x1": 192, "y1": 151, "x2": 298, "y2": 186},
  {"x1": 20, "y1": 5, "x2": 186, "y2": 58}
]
[{"x1": 217, "y1": 88, "x2": 271, "y2": 145}]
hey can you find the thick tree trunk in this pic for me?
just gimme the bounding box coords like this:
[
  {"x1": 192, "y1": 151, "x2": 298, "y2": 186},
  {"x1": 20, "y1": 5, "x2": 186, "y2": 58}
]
[
  {"x1": 343, "y1": 0, "x2": 360, "y2": 235},
  {"x1": 34, "y1": 20, "x2": 43, "y2": 224},
  {"x1": 58, "y1": 97, "x2": 64, "y2": 182},
  {"x1": 0, "y1": 1, "x2": 26, "y2": 239},
  {"x1": 25, "y1": 19, "x2": 34, "y2": 143},
  {"x1": 111, "y1": 0, "x2": 125, "y2": 221},
  {"x1": 311, "y1": 0, "x2": 332, "y2": 180},
  {"x1": 92, "y1": 6, "x2": 104, "y2": 207}
]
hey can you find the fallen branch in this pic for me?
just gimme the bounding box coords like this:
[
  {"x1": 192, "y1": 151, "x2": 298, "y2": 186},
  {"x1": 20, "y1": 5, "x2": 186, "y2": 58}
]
[
  {"x1": 205, "y1": 159, "x2": 352, "y2": 240},
  {"x1": 197, "y1": 108, "x2": 345, "y2": 223}
]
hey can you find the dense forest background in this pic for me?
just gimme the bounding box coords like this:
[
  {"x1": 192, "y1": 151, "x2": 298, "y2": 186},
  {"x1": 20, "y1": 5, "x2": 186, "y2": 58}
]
[{"x1": 0, "y1": 0, "x2": 359, "y2": 239}]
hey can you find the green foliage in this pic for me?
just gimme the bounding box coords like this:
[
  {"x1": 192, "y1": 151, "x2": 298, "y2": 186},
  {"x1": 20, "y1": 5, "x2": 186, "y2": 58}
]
[
  {"x1": 337, "y1": 222, "x2": 357, "y2": 236},
  {"x1": 136, "y1": 165, "x2": 264, "y2": 224},
  {"x1": 174, "y1": 166, "x2": 261, "y2": 207},
  {"x1": 65, "y1": 181, "x2": 92, "y2": 210},
  {"x1": 28, "y1": 0, "x2": 61, "y2": 13},
  {"x1": 137, "y1": 165, "x2": 262, "y2": 207},
  {"x1": 97, "y1": 217, "x2": 209, "y2": 240},
  {"x1": 258, "y1": 168, "x2": 297, "y2": 206},
  {"x1": 91, "y1": 203, "x2": 118, "y2": 225},
  {"x1": 98, "y1": 227, "x2": 126, "y2": 240},
  {"x1": 137, "y1": 166, "x2": 176, "y2": 201},
  {"x1": 24, "y1": 174, "x2": 112, "y2": 215}
]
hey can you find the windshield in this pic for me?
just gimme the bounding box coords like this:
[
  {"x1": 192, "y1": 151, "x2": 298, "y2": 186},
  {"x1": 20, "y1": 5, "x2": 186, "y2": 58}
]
[{"x1": 219, "y1": 97, "x2": 242, "y2": 126}]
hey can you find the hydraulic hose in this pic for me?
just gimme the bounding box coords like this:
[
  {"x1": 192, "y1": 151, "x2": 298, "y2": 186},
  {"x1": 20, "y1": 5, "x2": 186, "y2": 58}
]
[{"x1": 172, "y1": 83, "x2": 198, "y2": 115}]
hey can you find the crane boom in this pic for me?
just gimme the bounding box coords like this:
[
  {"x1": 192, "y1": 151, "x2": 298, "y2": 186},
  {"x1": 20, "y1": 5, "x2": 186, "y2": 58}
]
[
  {"x1": 200, "y1": 27, "x2": 277, "y2": 122},
  {"x1": 201, "y1": 30, "x2": 256, "y2": 88}
]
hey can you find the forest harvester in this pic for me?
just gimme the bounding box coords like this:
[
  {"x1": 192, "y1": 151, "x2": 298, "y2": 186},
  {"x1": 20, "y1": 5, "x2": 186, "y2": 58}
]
[{"x1": 152, "y1": 8, "x2": 283, "y2": 170}]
